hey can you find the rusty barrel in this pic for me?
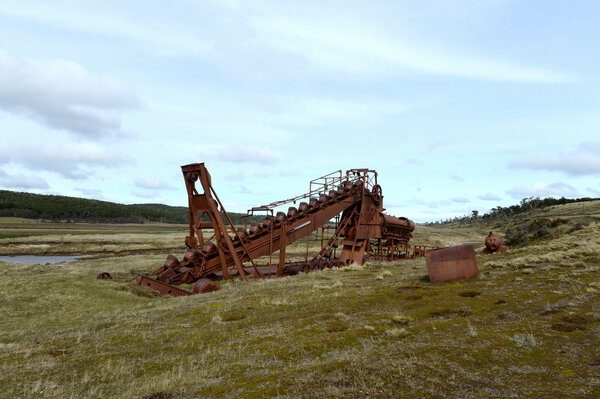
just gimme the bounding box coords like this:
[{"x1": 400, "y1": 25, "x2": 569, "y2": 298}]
[
  {"x1": 298, "y1": 202, "x2": 310, "y2": 213},
  {"x1": 319, "y1": 193, "x2": 331, "y2": 203},
  {"x1": 341, "y1": 181, "x2": 353, "y2": 191},
  {"x1": 275, "y1": 211, "x2": 287, "y2": 223},
  {"x1": 248, "y1": 223, "x2": 262, "y2": 236},
  {"x1": 200, "y1": 242, "x2": 216, "y2": 255},
  {"x1": 287, "y1": 206, "x2": 299, "y2": 218},
  {"x1": 184, "y1": 248, "x2": 203, "y2": 262},
  {"x1": 262, "y1": 216, "x2": 275, "y2": 229},
  {"x1": 234, "y1": 227, "x2": 247, "y2": 241},
  {"x1": 425, "y1": 244, "x2": 478, "y2": 283}
]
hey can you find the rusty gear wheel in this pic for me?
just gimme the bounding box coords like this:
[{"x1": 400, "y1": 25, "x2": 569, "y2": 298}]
[{"x1": 371, "y1": 184, "x2": 382, "y2": 202}]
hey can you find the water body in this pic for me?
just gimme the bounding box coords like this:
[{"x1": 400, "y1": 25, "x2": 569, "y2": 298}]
[{"x1": 0, "y1": 255, "x2": 89, "y2": 265}]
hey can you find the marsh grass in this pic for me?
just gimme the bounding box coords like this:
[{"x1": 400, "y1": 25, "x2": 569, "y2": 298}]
[{"x1": 0, "y1": 209, "x2": 599, "y2": 397}]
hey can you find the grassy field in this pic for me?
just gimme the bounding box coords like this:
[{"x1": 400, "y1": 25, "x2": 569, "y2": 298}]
[{"x1": 0, "y1": 205, "x2": 599, "y2": 398}]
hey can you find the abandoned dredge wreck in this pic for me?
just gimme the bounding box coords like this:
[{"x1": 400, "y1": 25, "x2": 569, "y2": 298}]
[{"x1": 137, "y1": 163, "x2": 426, "y2": 296}]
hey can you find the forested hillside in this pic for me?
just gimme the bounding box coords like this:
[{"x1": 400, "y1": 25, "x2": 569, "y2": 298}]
[{"x1": 0, "y1": 190, "x2": 252, "y2": 224}]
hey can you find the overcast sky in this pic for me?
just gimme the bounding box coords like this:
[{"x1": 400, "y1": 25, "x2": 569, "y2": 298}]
[{"x1": 1, "y1": 0, "x2": 599, "y2": 222}]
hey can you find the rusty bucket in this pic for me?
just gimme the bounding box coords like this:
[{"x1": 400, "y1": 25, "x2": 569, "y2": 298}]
[{"x1": 425, "y1": 244, "x2": 478, "y2": 283}]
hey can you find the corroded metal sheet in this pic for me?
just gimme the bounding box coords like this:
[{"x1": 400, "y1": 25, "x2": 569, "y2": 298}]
[{"x1": 425, "y1": 244, "x2": 478, "y2": 283}]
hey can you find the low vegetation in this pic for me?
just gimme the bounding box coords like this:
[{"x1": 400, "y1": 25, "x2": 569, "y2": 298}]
[{"x1": 0, "y1": 201, "x2": 599, "y2": 398}]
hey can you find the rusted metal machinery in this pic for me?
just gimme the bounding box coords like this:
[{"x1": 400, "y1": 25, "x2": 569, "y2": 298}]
[
  {"x1": 482, "y1": 232, "x2": 509, "y2": 254},
  {"x1": 139, "y1": 163, "x2": 419, "y2": 296}
]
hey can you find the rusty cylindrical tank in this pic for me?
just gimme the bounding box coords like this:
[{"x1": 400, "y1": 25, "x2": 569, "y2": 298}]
[
  {"x1": 382, "y1": 214, "x2": 416, "y2": 233},
  {"x1": 425, "y1": 244, "x2": 478, "y2": 283}
]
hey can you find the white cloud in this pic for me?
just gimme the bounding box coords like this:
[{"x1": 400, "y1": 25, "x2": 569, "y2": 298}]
[
  {"x1": 253, "y1": 96, "x2": 427, "y2": 128},
  {"x1": 248, "y1": 14, "x2": 576, "y2": 83},
  {"x1": 77, "y1": 188, "x2": 106, "y2": 200},
  {"x1": 0, "y1": 141, "x2": 130, "y2": 179},
  {"x1": 506, "y1": 182, "x2": 579, "y2": 199},
  {"x1": 207, "y1": 142, "x2": 279, "y2": 164},
  {"x1": 0, "y1": 50, "x2": 140, "y2": 137},
  {"x1": 587, "y1": 187, "x2": 600, "y2": 197},
  {"x1": 478, "y1": 193, "x2": 501, "y2": 201},
  {"x1": 237, "y1": 185, "x2": 252, "y2": 194},
  {"x1": 405, "y1": 159, "x2": 423, "y2": 165},
  {"x1": 131, "y1": 190, "x2": 159, "y2": 199},
  {"x1": 425, "y1": 140, "x2": 453, "y2": 151},
  {"x1": 225, "y1": 172, "x2": 246, "y2": 181},
  {"x1": 1, "y1": 1, "x2": 575, "y2": 84},
  {"x1": 134, "y1": 177, "x2": 173, "y2": 190},
  {"x1": 509, "y1": 142, "x2": 600, "y2": 176},
  {"x1": 0, "y1": 168, "x2": 49, "y2": 189},
  {"x1": 0, "y1": 2, "x2": 211, "y2": 57},
  {"x1": 451, "y1": 197, "x2": 470, "y2": 203}
]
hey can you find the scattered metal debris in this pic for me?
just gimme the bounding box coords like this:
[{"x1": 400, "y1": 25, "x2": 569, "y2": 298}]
[
  {"x1": 139, "y1": 163, "x2": 423, "y2": 296},
  {"x1": 192, "y1": 278, "x2": 220, "y2": 294}
]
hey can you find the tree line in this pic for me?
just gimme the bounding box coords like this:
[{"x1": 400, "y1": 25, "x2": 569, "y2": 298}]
[{"x1": 0, "y1": 190, "x2": 258, "y2": 224}]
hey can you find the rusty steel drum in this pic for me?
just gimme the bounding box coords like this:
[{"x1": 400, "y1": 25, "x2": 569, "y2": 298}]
[{"x1": 425, "y1": 244, "x2": 478, "y2": 283}]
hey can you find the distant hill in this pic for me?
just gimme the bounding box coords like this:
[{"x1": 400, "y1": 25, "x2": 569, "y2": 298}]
[
  {"x1": 420, "y1": 196, "x2": 600, "y2": 249},
  {"x1": 427, "y1": 196, "x2": 600, "y2": 226},
  {"x1": 0, "y1": 190, "x2": 256, "y2": 224}
]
